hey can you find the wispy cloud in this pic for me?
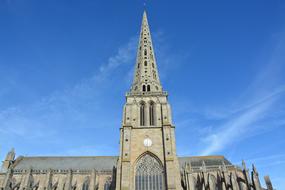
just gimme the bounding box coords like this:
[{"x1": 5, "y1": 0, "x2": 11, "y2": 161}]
[
  {"x1": 0, "y1": 30, "x2": 177, "y2": 159},
  {"x1": 198, "y1": 31, "x2": 285, "y2": 155},
  {"x1": 241, "y1": 153, "x2": 285, "y2": 165},
  {"x1": 96, "y1": 36, "x2": 137, "y2": 82},
  {"x1": 200, "y1": 94, "x2": 278, "y2": 155},
  {"x1": 0, "y1": 36, "x2": 139, "y2": 159},
  {"x1": 199, "y1": 84, "x2": 285, "y2": 156}
]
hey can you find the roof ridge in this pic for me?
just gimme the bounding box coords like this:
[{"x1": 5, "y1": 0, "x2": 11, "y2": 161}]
[
  {"x1": 179, "y1": 155, "x2": 225, "y2": 159},
  {"x1": 19, "y1": 156, "x2": 118, "y2": 158}
]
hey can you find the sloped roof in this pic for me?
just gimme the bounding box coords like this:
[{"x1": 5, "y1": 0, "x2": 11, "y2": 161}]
[
  {"x1": 179, "y1": 156, "x2": 232, "y2": 167},
  {"x1": 13, "y1": 156, "x2": 118, "y2": 171},
  {"x1": 11, "y1": 155, "x2": 232, "y2": 171}
]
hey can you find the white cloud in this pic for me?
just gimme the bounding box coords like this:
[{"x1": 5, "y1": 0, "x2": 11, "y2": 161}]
[
  {"x1": 0, "y1": 29, "x2": 175, "y2": 147},
  {"x1": 199, "y1": 84, "x2": 285, "y2": 156},
  {"x1": 0, "y1": 36, "x2": 140, "y2": 160},
  {"x1": 96, "y1": 36, "x2": 137, "y2": 82},
  {"x1": 200, "y1": 95, "x2": 277, "y2": 155},
  {"x1": 198, "y1": 31, "x2": 285, "y2": 156}
]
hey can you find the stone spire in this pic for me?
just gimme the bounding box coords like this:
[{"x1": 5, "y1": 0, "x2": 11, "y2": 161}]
[{"x1": 130, "y1": 11, "x2": 162, "y2": 94}]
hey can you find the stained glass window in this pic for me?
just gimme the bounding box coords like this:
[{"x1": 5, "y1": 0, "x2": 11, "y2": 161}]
[{"x1": 135, "y1": 154, "x2": 165, "y2": 190}]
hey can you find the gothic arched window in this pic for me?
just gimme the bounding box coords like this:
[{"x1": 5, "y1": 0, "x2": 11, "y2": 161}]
[
  {"x1": 104, "y1": 181, "x2": 111, "y2": 190},
  {"x1": 147, "y1": 85, "x2": 150, "y2": 92},
  {"x1": 140, "y1": 102, "x2": 146, "y2": 126},
  {"x1": 82, "y1": 180, "x2": 89, "y2": 190},
  {"x1": 142, "y1": 85, "x2": 146, "y2": 92},
  {"x1": 149, "y1": 101, "x2": 155, "y2": 126},
  {"x1": 135, "y1": 154, "x2": 165, "y2": 190}
]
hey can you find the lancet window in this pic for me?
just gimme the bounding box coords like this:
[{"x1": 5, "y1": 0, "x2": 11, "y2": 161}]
[
  {"x1": 147, "y1": 85, "x2": 150, "y2": 92},
  {"x1": 149, "y1": 101, "x2": 155, "y2": 126},
  {"x1": 140, "y1": 102, "x2": 146, "y2": 126},
  {"x1": 82, "y1": 180, "x2": 89, "y2": 190},
  {"x1": 135, "y1": 154, "x2": 165, "y2": 190},
  {"x1": 104, "y1": 181, "x2": 111, "y2": 190}
]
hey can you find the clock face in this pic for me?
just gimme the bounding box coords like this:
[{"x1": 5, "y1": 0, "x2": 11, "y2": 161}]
[{"x1": 143, "y1": 138, "x2": 152, "y2": 147}]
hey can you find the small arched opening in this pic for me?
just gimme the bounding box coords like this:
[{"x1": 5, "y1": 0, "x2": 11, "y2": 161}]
[{"x1": 147, "y1": 85, "x2": 151, "y2": 92}]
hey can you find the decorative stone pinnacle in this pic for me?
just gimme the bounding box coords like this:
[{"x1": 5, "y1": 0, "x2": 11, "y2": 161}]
[
  {"x1": 252, "y1": 164, "x2": 258, "y2": 174},
  {"x1": 242, "y1": 160, "x2": 247, "y2": 170}
]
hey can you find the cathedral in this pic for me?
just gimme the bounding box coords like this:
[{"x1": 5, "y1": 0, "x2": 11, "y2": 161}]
[{"x1": 0, "y1": 11, "x2": 275, "y2": 190}]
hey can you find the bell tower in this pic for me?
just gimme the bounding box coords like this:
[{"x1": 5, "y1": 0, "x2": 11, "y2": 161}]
[{"x1": 116, "y1": 11, "x2": 182, "y2": 190}]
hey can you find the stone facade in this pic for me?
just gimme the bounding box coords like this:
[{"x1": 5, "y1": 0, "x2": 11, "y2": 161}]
[{"x1": 0, "y1": 11, "x2": 274, "y2": 190}]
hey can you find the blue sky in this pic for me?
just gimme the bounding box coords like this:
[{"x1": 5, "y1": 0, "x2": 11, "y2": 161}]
[{"x1": 0, "y1": 0, "x2": 285, "y2": 188}]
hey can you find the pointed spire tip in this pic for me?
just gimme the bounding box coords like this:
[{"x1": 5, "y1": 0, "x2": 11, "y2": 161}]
[{"x1": 143, "y1": 10, "x2": 147, "y2": 18}]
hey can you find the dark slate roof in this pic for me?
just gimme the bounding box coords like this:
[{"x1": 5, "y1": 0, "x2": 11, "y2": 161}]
[
  {"x1": 178, "y1": 156, "x2": 232, "y2": 168},
  {"x1": 11, "y1": 155, "x2": 231, "y2": 171},
  {"x1": 13, "y1": 156, "x2": 118, "y2": 171}
]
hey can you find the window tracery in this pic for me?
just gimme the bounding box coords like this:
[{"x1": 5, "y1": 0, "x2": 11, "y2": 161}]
[
  {"x1": 135, "y1": 154, "x2": 165, "y2": 190},
  {"x1": 82, "y1": 178, "x2": 89, "y2": 190}
]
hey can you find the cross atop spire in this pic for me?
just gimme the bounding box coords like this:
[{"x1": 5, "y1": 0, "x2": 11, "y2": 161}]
[{"x1": 130, "y1": 11, "x2": 163, "y2": 94}]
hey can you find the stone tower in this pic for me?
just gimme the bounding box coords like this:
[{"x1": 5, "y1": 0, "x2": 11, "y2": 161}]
[{"x1": 115, "y1": 11, "x2": 182, "y2": 190}]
